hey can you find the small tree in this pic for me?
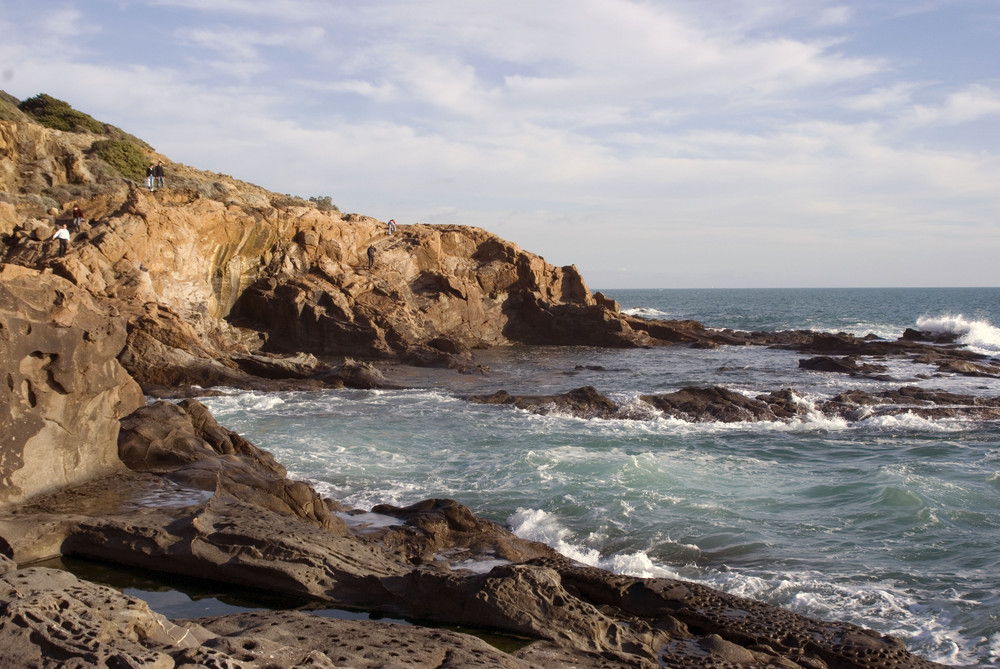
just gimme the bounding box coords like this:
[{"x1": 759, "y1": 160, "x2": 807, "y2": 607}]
[
  {"x1": 18, "y1": 94, "x2": 106, "y2": 134},
  {"x1": 308, "y1": 195, "x2": 340, "y2": 212}
]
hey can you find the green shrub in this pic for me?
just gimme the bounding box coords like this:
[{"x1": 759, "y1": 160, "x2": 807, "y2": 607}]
[
  {"x1": 308, "y1": 195, "x2": 340, "y2": 212},
  {"x1": 91, "y1": 138, "x2": 148, "y2": 181},
  {"x1": 18, "y1": 93, "x2": 106, "y2": 134}
]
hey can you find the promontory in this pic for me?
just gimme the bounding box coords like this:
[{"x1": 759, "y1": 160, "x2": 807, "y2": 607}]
[{"x1": 1, "y1": 93, "x2": 952, "y2": 667}]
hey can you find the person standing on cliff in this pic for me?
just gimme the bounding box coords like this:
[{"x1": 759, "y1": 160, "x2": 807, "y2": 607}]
[
  {"x1": 145, "y1": 163, "x2": 155, "y2": 191},
  {"x1": 367, "y1": 244, "x2": 376, "y2": 269},
  {"x1": 71, "y1": 205, "x2": 83, "y2": 229},
  {"x1": 52, "y1": 223, "x2": 70, "y2": 257},
  {"x1": 387, "y1": 219, "x2": 397, "y2": 235},
  {"x1": 154, "y1": 161, "x2": 165, "y2": 189}
]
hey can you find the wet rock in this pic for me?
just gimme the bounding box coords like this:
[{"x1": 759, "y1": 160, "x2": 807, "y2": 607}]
[
  {"x1": 372, "y1": 498, "x2": 561, "y2": 564},
  {"x1": 467, "y1": 386, "x2": 624, "y2": 419},
  {"x1": 799, "y1": 355, "x2": 889, "y2": 375},
  {"x1": 641, "y1": 386, "x2": 780, "y2": 423},
  {"x1": 902, "y1": 327, "x2": 960, "y2": 344},
  {"x1": 934, "y1": 359, "x2": 1000, "y2": 377}
]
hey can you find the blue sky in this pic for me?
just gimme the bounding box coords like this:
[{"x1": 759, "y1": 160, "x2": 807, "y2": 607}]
[{"x1": 2, "y1": 0, "x2": 998, "y2": 288}]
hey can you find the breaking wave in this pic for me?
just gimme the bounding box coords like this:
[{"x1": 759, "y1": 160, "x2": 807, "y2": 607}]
[{"x1": 916, "y1": 314, "x2": 1000, "y2": 356}]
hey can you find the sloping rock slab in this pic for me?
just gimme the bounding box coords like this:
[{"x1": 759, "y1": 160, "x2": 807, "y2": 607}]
[{"x1": 189, "y1": 610, "x2": 534, "y2": 668}]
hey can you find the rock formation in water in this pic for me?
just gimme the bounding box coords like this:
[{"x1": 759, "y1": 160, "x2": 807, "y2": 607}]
[
  {"x1": 0, "y1": 93, "x2": 957, "y2": 667},
  {"x1": 469, "y1": 384, "x2": 1000, "y2": 423}
]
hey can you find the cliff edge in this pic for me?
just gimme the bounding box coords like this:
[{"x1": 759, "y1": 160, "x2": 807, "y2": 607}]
[{"x1": 2, "y1": 99, "x2": 655, "y2": 394}]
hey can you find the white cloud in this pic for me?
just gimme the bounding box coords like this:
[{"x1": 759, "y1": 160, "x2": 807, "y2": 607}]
[
  {"x1": 3, "y1": 0, "x2": 999, "y2": 287},
  {"x1": 843, "y1": 83, "x2": 918, "y2": 112},
  {"x1": 904, "y1": 84, "x2": 1000, "y2": 127}
]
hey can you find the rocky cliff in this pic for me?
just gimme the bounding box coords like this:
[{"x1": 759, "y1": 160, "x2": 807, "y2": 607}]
[
  {"x1": 0, "y1": 94, "x2": 953, "y2": 667},
  {"x1": 1, "y1": 111, "x2": 658, "y2": 394}
]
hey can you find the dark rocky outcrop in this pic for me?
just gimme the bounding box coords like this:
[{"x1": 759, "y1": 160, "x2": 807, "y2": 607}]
[
  {"x1": 467, "y1": 385, "x2": 629, "y2": 419},
  {"x1": 820, "y1": 386, "x2": 1000, "y2": 421},
  {"x1": 467, "y1": 384, "x2": 1000, "y2": 424},
  {"x1": 641, "y1": 386, "x2": 783, "y2": 423},
  {"x1": 799, "y1": 355, "x2": 889, "y2": 376}
]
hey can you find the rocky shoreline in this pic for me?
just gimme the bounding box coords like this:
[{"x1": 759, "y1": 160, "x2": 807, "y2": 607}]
[{"x1": 0, "y1": 95, "x2": 969, "y2": 666}]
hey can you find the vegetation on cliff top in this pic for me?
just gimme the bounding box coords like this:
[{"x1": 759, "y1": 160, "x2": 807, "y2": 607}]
[
  {"x1": 2, "y1": 91, "x2": 345, "y2": 216},
  {"x1": 0, "y1": 91, "x2": 29, "y2": 122},
  {"x1": 18, "y1": 93, "x2": 107, "y2": 134},
  {"x1": 90, "y1": 138, "x2": 149, "y2": 182}
]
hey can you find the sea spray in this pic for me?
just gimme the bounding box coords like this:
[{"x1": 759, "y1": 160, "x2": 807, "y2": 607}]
[{"x1": 916, "y1": 313, "x2": 1000, "y2": 355}]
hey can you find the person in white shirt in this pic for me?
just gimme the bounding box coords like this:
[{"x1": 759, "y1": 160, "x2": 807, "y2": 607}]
[{"x1": 52, "y1": 223, "x2": 70, "y2": 257}]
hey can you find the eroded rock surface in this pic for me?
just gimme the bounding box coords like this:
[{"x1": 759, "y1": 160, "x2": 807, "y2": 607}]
[
  {"x1": 0, "y1": 271, "x2": 143, "y2": 506},
  {"x1": 0, "y1": 567, "x2": 536, "y2": 669}
]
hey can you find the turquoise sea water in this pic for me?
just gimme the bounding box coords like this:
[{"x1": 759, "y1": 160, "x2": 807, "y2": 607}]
[{"x1": 201, "y1": 288, "x2": 1000, "y2": 666}]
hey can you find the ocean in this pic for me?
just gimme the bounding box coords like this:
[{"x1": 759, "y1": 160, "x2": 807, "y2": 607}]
[{"x1": 198, "y1": 287, "x2": 1000, "y2": 667}]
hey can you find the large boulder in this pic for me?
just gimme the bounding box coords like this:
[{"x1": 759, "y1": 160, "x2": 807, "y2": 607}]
[
  {"x1": 0, "y1": 271, "x2": 143, "y2": 506},
  {"x1": 118, "y1": 398, "x2": 339, "y2": 529}
]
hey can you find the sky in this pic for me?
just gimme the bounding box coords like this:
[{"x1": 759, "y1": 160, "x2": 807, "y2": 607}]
[{"x1": 2, "y1": 1, "x2": 999, "y2": 288}]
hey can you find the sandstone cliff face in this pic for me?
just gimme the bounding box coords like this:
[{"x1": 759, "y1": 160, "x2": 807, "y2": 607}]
[
  {"x1": 0, "y1": 270, "x2": 143, "y2": 506},
  {"x1": 0, "y1": 121, "x2": 95, "y2": 211},
  {"x1": 1, "y1": 117, "x2": 651, "y2": 387}
]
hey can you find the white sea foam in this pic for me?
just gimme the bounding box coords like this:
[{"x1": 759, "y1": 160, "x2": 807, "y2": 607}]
[
  {"x1": 204, "y1": 390, "x2": 288, "y2": 414},
  {"x1": 855, "y1": 411, "x2": 966, "y2": 433},
  {"x1": 623, "y1": 306, "x2": 672, "y2": 320},
  {"x1": 447, "y1": 557, "x2": 511, "y2": 574},
  {"x1": 507, "y1": 505, "x2": 990, "y2": 665},
  {"x1": 916, "y1": 313, "x2": 1000, "y2": 356},
  {"x1": 675, "y1": 562, "x2": 987, "y2": 667},
  {"x1": 509, "y1": 508, "x2": 686, "y2": 579},
  {"x1": 334, "y1": 511, "x2": 404, "y2": 532}
]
